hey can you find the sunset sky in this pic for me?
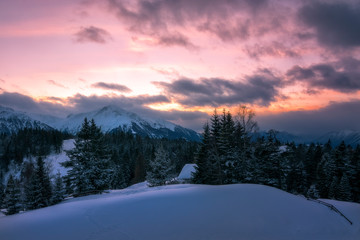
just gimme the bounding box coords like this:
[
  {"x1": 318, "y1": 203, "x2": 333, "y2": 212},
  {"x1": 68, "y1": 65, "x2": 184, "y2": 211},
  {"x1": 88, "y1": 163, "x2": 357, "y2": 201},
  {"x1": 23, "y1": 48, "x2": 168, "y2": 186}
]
[{"x1": 1, "y1": 0, "x2": 359, "y2": 135}]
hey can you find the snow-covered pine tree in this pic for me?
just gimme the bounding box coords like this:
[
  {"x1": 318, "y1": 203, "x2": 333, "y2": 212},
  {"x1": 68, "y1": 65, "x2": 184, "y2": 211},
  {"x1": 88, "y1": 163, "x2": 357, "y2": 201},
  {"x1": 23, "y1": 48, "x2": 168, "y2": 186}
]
[
  {"x1": 146, "y1": 144, "x2": 175, "y2": 187},
  {"x1": 338, "y1": 174, "x2": 352, "y2": 201},
  {"x1": 63, "y1": 118, "x2": 113, "y2": 196},
  {"x1": 306, "y1": 184, "x2": 320, "y2": 199},
  {"x1": 0, "y1": 173, "x2": 5, "y2": 209},
  {"x1": 328, "y1": 176, "x2": 339, "y2": 199},
  {"x1": 219, "y1": 110, "x2": 237, "y2": 184},
  {"x1": 52, "y1": 172, "x2": 65, "y2": 204},
  {"x1": 4, "y1": 175, "x2": 22, "y2": 215},
  {"x1": 87, "y1": 119, "x2": 113, "y2": 192},
  {"x1": 26, "y1": 156, "x2": 53, "y2": 209},
  {"x1": 193, "y1": 123, "x2": 212, "y2": 184}
]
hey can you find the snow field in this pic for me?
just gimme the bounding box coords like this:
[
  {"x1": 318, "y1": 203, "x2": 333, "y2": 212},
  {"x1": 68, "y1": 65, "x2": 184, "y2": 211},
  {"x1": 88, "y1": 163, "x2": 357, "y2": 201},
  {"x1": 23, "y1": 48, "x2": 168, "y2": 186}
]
[{"x1": 0, "y1": 183, "x2": 359, "y2": 240}]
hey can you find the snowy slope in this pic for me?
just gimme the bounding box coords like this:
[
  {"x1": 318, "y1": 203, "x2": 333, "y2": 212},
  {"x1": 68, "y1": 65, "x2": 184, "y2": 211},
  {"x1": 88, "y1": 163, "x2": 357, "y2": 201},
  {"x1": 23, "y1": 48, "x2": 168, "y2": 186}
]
[
  {"x1": 0, "y1": 183, "x2": 359, "y2": 240},
  {"x1": 0, "y1": 106, "x2": 53, "y2": 134},
  {"x1": 45, "y1": 139, "x2": 75, "y2": 177}
]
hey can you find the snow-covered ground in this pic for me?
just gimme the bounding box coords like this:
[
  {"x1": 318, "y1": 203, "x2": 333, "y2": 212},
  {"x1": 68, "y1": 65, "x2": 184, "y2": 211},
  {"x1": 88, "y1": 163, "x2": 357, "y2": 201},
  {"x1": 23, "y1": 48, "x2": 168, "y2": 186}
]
[
  {"x1": 46, "y1": 139, "x2": 74, "y2": 177},
  {"x1": 1, "y1": 183, "x2": 359, "y2": 240}
]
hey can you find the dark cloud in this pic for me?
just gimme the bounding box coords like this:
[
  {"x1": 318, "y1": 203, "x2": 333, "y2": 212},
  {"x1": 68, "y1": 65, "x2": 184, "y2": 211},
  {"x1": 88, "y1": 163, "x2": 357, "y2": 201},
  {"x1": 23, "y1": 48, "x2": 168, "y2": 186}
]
[
  {"x1": 47, "y1": 80, "x2": 68, "y2": 89},
  {"x1": 286, "y1": 58, "x2": 360, "y2": 92},
  {"x1": 92, "y1": 82, "x2": 132, "y2": 93},
  {"x1": 258, "y1": 100, "x2": 360, "y2": 136},
  {"x1": 74, "y1": 26, "x2": 112, "y2": 44},
  {"x1": 154, "y1": 69, "x2": 282, "y2": 107},
  {"x1": 106, "y1": 0, "x2": 274, "y2": 47},
  {"x1": 0, "y1": 78, "x2": 5, "y2": 83},
  {"x1": 156, "y1": 32, "x2": 198, "y2": 50},
  {"x1": 0, "y1": 92, "x2": 42, "y2": 113},
  {"x1": 244, "y1": 41, "x2": 300, "y2": 59},
  {"x1": 298, "y1": 1, "x2": 360, "y2": 48}
]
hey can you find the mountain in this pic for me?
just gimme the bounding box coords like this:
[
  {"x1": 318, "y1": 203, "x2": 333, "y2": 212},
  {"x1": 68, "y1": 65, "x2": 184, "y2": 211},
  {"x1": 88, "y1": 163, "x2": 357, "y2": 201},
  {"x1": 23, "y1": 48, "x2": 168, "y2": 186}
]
[
  {"x1": 256, "y1": 130, "x2": 360, "y2": 146},
  {"x1": 0, "y1": 106, "x2": 53, "y2": 134},
  {"x1": 55, "y1": 105, "x2": 201, "y2": 141},
  {"x1": 314, "y1": 130, "x2": 360, "y2": 146},
  {"x1": 1, "y1": 105, "x2": 200, "y2": 141},
  {"x1": 1, "y1": 183, "x2": 359, "y2": 240}
]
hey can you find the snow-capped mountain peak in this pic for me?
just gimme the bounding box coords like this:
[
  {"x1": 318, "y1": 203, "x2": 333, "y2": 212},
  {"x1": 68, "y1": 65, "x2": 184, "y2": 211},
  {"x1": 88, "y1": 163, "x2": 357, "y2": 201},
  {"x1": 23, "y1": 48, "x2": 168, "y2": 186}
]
[
  {"x1": 0, "y1": 105, "x2": 200, "y2": 141},
  {"x1": 0, "y1": 106, "x2": 53, "y2": 134}
]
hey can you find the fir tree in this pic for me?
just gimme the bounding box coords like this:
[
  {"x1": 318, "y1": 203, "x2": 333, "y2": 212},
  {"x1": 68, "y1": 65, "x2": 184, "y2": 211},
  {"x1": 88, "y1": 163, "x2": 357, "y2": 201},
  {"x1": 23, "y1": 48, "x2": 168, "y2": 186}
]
[
  {"x1": 328, "y1": 176, "x2": 339, "y2": 199},
  {"x1": 306, "y1": 184, "x2": 320, "y2": 199},
  {"x1": 26, "y1": 157, "x2": 53, "y2": 209},
  {"x1": 52, "y1": 172, "x2": 65, "y2": 204},
  {"x1": 146, "y1": 145, "x2": 175, "y2": 187},
  {"x1": 338, "y1": 174, "x2": 352, "y2": 201},
  {"x1": 4, "y1": 175, "x2": 22, "y2": 215},
  {"x1": 193, "y1": 123, "x2": 212, "y2": 184},
  {"x1": 63, "y1": 118, "x2": 113, "y2": 196}
]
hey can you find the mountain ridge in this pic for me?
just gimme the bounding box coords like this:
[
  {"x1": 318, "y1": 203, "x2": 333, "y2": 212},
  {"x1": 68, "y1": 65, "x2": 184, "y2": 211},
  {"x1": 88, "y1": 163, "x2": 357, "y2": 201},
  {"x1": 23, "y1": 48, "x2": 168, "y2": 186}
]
[{"x1": 0, "y1": 105, "x2": 201, "y2": 141}]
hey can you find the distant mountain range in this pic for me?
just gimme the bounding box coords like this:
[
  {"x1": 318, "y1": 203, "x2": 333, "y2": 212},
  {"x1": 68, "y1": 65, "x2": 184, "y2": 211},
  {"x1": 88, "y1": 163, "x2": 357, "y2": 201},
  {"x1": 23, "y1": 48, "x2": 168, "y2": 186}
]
[
  {"x1": 255, "y1": 130, "x2": 360, "y2": 146},
  {"x1": 0, "y1": 105, "x2": 200, "y2": 141},
  {"x1": 0, "y1": 106, "x2": 53, "y2": 134},
  {"x1": 1, "y1": 105, "x2": 359, "y2": 145}
]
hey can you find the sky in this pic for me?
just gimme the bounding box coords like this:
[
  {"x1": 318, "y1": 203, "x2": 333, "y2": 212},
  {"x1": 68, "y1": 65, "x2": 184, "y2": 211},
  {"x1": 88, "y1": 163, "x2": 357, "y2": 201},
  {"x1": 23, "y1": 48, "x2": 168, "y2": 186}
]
[{"x1": 0, "y1": 0, "x2": 359, "y2": 135}]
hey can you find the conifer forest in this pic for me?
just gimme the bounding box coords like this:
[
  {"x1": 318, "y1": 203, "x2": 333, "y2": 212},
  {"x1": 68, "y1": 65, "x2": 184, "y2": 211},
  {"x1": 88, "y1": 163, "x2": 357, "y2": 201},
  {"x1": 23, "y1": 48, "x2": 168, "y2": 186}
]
[{"x1": 0, "y1": 108, "x2": 359, "y2": 215}]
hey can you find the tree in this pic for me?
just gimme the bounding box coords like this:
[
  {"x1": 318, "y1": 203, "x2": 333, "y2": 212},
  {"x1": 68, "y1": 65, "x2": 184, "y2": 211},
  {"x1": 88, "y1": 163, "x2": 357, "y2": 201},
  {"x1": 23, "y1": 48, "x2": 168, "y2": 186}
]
[
  {"x1": 338, "y1": 174, "x2": 352, "y2": 201},
  {"x1": 146, "y1": 144, "x2": 175, "y2": 187},
  {"x1": 63, "y1": 118, "x2": 113, "y2": 196},
  {"x1": 193, "y1": 123, "x2": 212, "y2": 184},
  {"x1": 4, "y1": 175, "x2": 22, "y2": 215},
  {"x1": 52, "y1": 172, "x2": 65, "y2": 204},
  {"x1": 26, "y1": 157, "x2": 53, "y2": 209}
]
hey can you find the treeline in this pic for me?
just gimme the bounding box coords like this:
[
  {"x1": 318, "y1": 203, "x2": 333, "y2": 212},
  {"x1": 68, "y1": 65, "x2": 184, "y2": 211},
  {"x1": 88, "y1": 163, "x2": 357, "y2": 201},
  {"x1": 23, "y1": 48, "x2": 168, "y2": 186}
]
[
  {"x1": 193, "y1": 108, "x2": 360, "y2": 203},
  {"x1": 0, "y1": 128, "x2": 69, "y2": 171},
  {"x1": 0, "y1": 119, "x2": 198, "y2": 215},
  {"x1": 1, "y1": 108, "x2": 360, "y2": 215}
]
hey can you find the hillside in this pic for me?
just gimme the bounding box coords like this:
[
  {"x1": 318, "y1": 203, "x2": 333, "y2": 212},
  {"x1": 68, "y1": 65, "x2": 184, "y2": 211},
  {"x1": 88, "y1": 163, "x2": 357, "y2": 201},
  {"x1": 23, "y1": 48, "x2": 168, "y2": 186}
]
[{"x1": 0, "y1": 183, "x2": 359, "y2": 240}]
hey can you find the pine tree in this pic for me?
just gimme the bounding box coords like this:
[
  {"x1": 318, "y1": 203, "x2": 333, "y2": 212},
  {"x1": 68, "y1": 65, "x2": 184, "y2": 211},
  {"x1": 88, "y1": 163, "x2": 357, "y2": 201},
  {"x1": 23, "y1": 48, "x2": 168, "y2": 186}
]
[
  {"x1": 4, "y1": 175, "x2": 22, "y2": 215},
  {"x1": 338, "y1": 174, "x2": 352, "y2": 201},
  {"x1": 0, "y1": 173, "x2": 5, "y2": 209},
  {"x1": 328, "y1": 176, "x2": 339, "y2": 199},
  {"x1": 63, "y1": 118, "x2": 113, "y2": 196},
  {"x1": 193, "y1": 123, "x2": 212, "y2": 184},
  {"x1": 26, "y1": 157, "x2": 53, "y2": 209},
  {"x1": 146, "y1": 145, "x2": 175, "y2": 187},
  {"x1": 52, "y1": 172, "x2": 65, "y2": 204},
  {"x1": 306, "y1": 184, "x2": 320, "y2": 199}
]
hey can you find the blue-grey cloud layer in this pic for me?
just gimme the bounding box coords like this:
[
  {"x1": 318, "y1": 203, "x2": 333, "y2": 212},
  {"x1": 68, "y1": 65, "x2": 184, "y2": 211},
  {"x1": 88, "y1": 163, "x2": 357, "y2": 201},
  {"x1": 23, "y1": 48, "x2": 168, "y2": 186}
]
[{"x1": 154, "y1": 69, "x2": 282, "y2": 107}]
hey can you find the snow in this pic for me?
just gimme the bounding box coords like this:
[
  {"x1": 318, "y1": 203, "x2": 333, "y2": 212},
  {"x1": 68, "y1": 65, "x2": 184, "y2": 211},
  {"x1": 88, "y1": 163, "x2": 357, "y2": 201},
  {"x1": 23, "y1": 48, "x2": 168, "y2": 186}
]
[
  {"x1": 177, "y1": 163, "x2": 197, "y2": 180},
  {"x1": 0, "y1": 183, "x2": 359, "y2": 240},
  {"x1": 45, "y1": 139, "x2": 75, "y2": 177}
]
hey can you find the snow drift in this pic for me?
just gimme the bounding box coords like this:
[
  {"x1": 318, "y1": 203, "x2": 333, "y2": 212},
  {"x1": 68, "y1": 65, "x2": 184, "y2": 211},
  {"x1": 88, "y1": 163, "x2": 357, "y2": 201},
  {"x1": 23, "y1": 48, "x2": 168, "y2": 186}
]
[{"x1": 0, "y1": 183, "x2": 359, "y2": 240}]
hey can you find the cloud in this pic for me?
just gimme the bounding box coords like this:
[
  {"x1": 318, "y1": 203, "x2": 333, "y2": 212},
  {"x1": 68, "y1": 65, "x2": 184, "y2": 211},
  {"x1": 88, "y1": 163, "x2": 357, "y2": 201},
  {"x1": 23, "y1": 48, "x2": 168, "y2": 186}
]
[
  {"x1": 0, "y1": 78, "x2": 5, "y2": 83},
  {"x1": 286, "y1": 58, "x2": 360, "y2": 93},
  {"x1": 298, "y1": 1, "x2": 360, "y2": 48},
  {"x1": 244, "y1": 41, "x2": 300, "y2": 59},
  {"x1": 47, "y1": 80, "x2": 68, "y2": 89},
  {"x1": 92, "y1": 82, "x2": 132, "y2": 93},
  {"x1": 156, "y1": 32, "x2": 198, "y2": 50},
  {"x1": 106, "y1": 0, "x2": 275, "y2": 47},
  {"x1": 154, "y1": 69, "x2": 282, "y2": 107},
  {"x1": 258, "y1": 100, "x2": 360, "y2": 135},
  {"x1": 74, "y1": 26, "x2": 112, "y2": 44}
]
